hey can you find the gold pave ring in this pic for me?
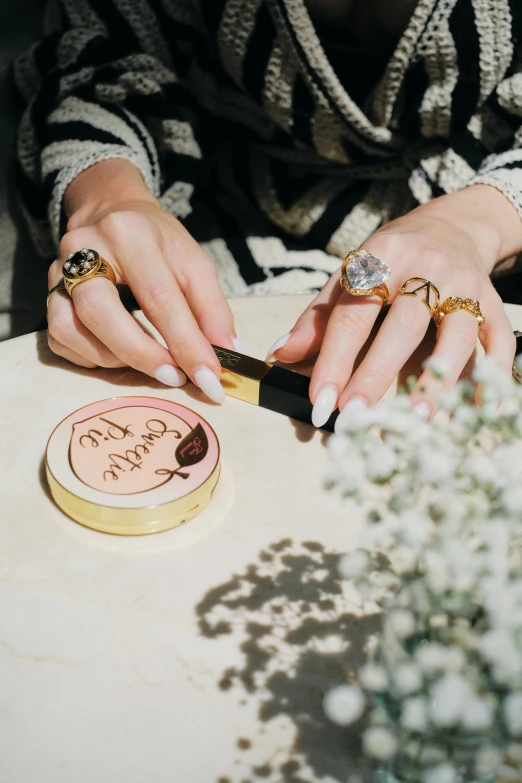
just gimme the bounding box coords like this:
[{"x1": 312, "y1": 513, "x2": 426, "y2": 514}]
[
  {"x1": 340, "y1": 248, "x2": 391, "y2": 306},
  {"x1": 62, "y1": 248, "x2": 117, "y2": 296},
  {"x1": 398, "y1": 277, "x2": 440, "y2": 314},
  {"x1": 432, "y1": 297, "x2": 486, "y2": 329},
  {"x1": 46, "y1": 283, "x2": 67, "y2": 309}
]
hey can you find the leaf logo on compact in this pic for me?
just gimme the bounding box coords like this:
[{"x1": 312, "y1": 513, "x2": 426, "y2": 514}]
[{"x1": 69, "y1": 405, "x2": 209, "y2": 495}]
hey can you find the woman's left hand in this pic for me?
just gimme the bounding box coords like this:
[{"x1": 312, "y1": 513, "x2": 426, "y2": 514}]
[{"x1": 265, "y1": 185, "x2": 521, "y2": 428}]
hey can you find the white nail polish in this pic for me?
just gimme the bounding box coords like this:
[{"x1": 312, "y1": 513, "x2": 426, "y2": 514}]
[
  {"x1": 266, "y1": 333, "x2": 291, "y2": 362},
  {"x1": 413, "y1": 401, "x2": 431, "y2": 421},
  {"x1": 335, "y1": 397, "x2": 367, "y2": 433},
  {"x1": 152, "y1": 364, "x2": 187, "y2": 388},
  {"x1": 194, "y1": 365, "x2": 226, "y2": 404},
  {"x1": 312, "y1": 384, "x2": 338, "y2": 428},
  {"x1": 232, "y1": 336, "x2": 246, "y2": 354}
]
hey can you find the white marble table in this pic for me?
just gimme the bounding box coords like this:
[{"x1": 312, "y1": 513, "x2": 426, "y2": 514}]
[{"x1": 1, "y1": 296, "x2": 521, "y2": 783}]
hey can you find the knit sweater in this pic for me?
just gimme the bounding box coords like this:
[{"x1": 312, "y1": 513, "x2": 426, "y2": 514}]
[{"x1": 14, "y1": 0, "x2": 522, "y2": 297}]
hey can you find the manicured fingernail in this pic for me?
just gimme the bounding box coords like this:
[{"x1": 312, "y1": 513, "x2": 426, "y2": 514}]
[
  {"x1": 266, "y1": 333, "x2": 291, "y2": 362},
  {"x1": 312, "y1": 383, "x2": 338, "y2": 428},
  {"x1": 335, "y1": 397, "x2": 367, "y2": 433},
  {"x1": 413, "y1": 401, "x2": 431, "y2": 421},
  {"x1": 152, "y1": 364, "x2": 187, "y2": 387},
  {"x1": 232, "y1": 336, "x2": 246, "y2": 354},
  {"x1": 194, "y1": 365, "x2": 226, "y2": 404}
]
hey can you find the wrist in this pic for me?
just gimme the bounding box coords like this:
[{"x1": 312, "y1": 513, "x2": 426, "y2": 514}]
[
  {"x1": 65, "y1": 159, "x2": 158, "y2": 230},
  {"x1": 417, "y1": 185, "x2": 522, "y2": 275}
]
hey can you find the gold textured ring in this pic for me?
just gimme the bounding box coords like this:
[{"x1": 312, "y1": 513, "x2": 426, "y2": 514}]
[
  {"x1": 46, "y1": 283, "x2": 67, "y2": 309},
  {"x1": 340, "y1": 248, "x2": 391, "y2": 306},
  {"x1": 432, "y1": 297, "x2": 486, "y2": 329},
  {"x1": 62, "y1": 248, "x2": 117, "y2": 296},
  {"x1": 398, "y1": 277, "x2": 440, "y2": 313}
]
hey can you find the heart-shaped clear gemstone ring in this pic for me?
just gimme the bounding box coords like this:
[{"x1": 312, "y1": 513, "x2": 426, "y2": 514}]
[{"x1": 340, "y1": 248, "x2": 391, "y2": 305}]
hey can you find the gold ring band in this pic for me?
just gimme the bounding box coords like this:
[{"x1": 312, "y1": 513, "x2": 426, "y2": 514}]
[
  {"x1": 340, "y1": 248, "x2": 391, "y2": 306},
  {"x1": 432, "y1": 297, "x2": 485, "y2": 328},
  {"x1": 62, "y1": 248, "x2": 117, "y2": 296},
  {"x1": 46, "y1": 283, "x2": 67, "y2": 309},
  {"x1": 398, "y1": 277, "x2": 440, "y2": 313}
]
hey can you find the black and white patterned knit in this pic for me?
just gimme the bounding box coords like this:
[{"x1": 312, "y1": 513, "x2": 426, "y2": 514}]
[{"x1": 14, "y1": 0, "x2": 522, "y2": 297}]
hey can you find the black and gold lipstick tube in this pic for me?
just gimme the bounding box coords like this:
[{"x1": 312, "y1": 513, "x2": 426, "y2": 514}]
[{"x1": 213, "y1": 346, "x2": 339, "y2": 432}]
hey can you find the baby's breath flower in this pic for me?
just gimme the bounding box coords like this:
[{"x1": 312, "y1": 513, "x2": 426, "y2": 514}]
[
  {"x1": 415, "y1": 643, "x2": 452, "y2": 674},
  {"x1": 504, "y1": 691, "x2": 522, "y2": 736},
  {"x1": 366, "y1": 444, "x2": 398, "y2": 482},
  {"x1": 475, "y1": 746, "x2": 504, "y2": 777},
  {"x1": 388, "y1": 546, "x2": 418, "y2": 575},
  {"x1": 415, "y1": 450, "x2": 455, "y2": 484},
  {"x1": 423, "y1": 355, "x2": 450, "y2": 381},
  {"x1": 392, "y1": 662, "x2": 423, "y2": 696},
  {"x1": 442, "y1": 646, "x2": 466, "y2": 673},
  {"x1": 473, "y1": 355, "x2": 505, "y2": 385},
  {"x1": 400, "y1": 697, "x2": 428, "y2": 732},
  {"x1": 422, "y1": 763, "x2": 457, "y2": 783},
  {"x1": 323, "y1": 684, "x2": 365, "y2": 726},
  {"x1": 501, "y1": 486, "x2": 522, "y2": 516},
  {"x1": 324, "y1": 346, "x2": 522, "y2": 777},
  {"x1": 388, "y1": 609, "x2": 416, "y2": 639},
  {"x1": 437, "y1": 386, "x2": 463, "y2": 411},
  {"x1": 338, "y1": 550, "x2": 368, "y2": 580},
  {"x1": 429, "y1": 673, "x2": 471, "y2": 727},
  {"x1": 460, "y1": 696, "x2": 493, "y2": 731},
  {"x1": 362, "y1": 726, "x2": 398, "y2": 760},
  {"x1": 359, "y1": 663, "x2": 388, "y2": 692},
  {"x1": 465, "y1": 455, "x2": 500, "y2": 487}
]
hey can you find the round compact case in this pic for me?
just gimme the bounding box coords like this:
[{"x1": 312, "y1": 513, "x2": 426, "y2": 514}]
[{"x1": 46, "y1": 397, "x2": 221, "y2": 535}]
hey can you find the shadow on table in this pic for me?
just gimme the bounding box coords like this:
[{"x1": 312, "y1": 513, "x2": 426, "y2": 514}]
[{"x1": 196, "y1": 539, "x2": 379, "y2": 783}]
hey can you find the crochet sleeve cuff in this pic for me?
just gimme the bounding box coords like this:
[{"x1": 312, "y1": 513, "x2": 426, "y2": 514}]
[
  {"x1": 41, "y1": 96, "x2": 160, "y2": 245},
  {"x1": 468, "y1": 149, "x2": 522, "y2": 222}
]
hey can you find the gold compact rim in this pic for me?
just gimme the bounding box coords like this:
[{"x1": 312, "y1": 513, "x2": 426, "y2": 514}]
[
  {"x1": 46, "y1": 461, "x2": 221, "y2": 536},
  {"x1": 45, "y1": 395, "x2": 221, "y2": 535}
]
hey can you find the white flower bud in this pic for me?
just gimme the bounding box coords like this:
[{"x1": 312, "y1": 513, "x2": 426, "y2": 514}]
[
  {"x1": 393, "y1": 662, "x2": 423, "y2": 696},
  {"x1": 504, "y1": 691, "x2": 522, "y2": 736},
  {"x1": 323, "y1": 684, "x2": 365, "y2": 726},
  {"x1": 437, "y1": 386, "x2": 463, "y2": 411},
  {"x1": 415, "y1": 451, "x2": 454, "y2": 484},
  {"x1": 429, "y1": 674, "x2": 471, "y2": 727},
  {"x1": 425, "y1": 554, "x2": 452, "y2": 593},
  {"x1": 502, "y1": 486, "x2": 522, "y2": 516},
  {"x1": 423, "y1": 356, "x2": 450, "y2": 381},
  {"x1": 475, "y1": 746, "x2": 503, "y2": 777},
  {"x1": 359, "y1": 663, "x2": 388, "y2": 692},
  {"x1": 422, "y1": 763, "x2": 457, "y2": 783},
  {"x1": 362, "y1": 726, "x2": 398, "y2": 760},
  {"x1": 339, "y1": 551, "x2": 368, "y2": 580},
  {"x1": 401, "y1": 697, "x2": 428, "y2": 732},
  {"x1": 465, "y1": 456, "x2": 499, "y2": 487},
  {"x1": 461, "y1": 696, "x2": 493, "y2": 731},
  {"x1": 326, "y1": 434, "x2": 349, "y2": 459},
  {"x1": 473, "y1": 355, "x2": 505, "y2": 384},
  {"x1": 388, "y1": 609, "x2": 416, "y2": 639},
  {"x1": 388, "y1": 546, "x2": 418, "y2": 575},
  {"x1": 416, "y1": 643, "x2": 448, "y2": 673},
  {"x1": 366, "y1": 444, "x2": 398, "y2": 482},
  {"x1": 442, "y1": 646, "x2": 465, "y2": 673}
]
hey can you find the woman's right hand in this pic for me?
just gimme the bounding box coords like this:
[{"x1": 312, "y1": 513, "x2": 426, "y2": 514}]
[{"x1": 46, "y1": 159, "x2": 239, "y2": 402}]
